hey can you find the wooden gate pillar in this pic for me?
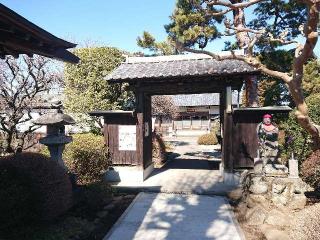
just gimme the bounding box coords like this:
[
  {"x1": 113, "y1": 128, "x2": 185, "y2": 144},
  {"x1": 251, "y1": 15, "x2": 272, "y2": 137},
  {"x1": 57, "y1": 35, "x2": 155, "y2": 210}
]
[
  {"x1": 219, "y1": 91, "x2": 225, "y2": 133},
  {"x1": 135, "y1": 90, "x2": 153, "y2": 180},
  {"x1": 221, "y1": 86, "x2": 234, "y2": 173},
  {"x1": 135, "y1": 90, "x2": 144, "y2": 170}
]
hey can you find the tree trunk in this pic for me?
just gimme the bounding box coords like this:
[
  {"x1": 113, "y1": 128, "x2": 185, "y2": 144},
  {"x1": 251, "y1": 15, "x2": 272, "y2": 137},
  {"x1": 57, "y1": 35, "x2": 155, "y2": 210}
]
[
  {"x1": 5, "y1": 132, "x2": 15, "y2": 153},
  {"x1": 232, "y1": 3, "x2": 259, "y2": 107},
  {"x1": 288, "y1": 80, "x2": 320, "y2": 149},
  {"x1": 288, "y1": 2, "x2": 320, "y2": 149},
  {"x1": 245, "y1": 75, "x2": 259, "y2": 107}
]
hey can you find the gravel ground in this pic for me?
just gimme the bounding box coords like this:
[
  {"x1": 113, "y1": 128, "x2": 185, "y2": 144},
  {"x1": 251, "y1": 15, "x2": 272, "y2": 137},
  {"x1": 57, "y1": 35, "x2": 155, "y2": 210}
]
[
  {"x1": 289, "y1": 203, "x2": 320, "y2": 240},
  {"x1": 236, "y1": 203, "x2": 320, "y2": 240}
]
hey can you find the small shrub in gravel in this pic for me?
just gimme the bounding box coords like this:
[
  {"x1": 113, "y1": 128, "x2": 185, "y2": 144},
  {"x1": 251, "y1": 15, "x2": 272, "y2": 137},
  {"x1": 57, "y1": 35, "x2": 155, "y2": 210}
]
[
  {"x1": 197, "y1": 132, "x2": 218, "y2": 145},
  {"x1": 301, "y1": 149, "x2": 320, "y2": 190},
  {"x1": 152, "y1": 132, "x2": 166, "y2": 165}
]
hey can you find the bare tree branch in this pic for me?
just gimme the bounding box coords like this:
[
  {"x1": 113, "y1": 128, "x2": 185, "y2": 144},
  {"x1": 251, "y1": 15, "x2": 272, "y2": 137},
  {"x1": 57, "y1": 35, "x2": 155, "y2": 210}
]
[
  {"x1": 286, "y1": 0, "x2": 320, "y2": 147},
  {"x1": 188, "y1": 0, "x2": 320, "y2": 147},
  {"x1": 0, "y1": 54, "x2": 62, "y2": 153},
  {"x1": 178, "y1": 43, "x2": 292, "y2": 83},
  {"x1": 268, "y1": 31, "x2": 300, "y2": 46},
  {"x1": 206, "y1": 0, "x2": 265, "y2": 9}
]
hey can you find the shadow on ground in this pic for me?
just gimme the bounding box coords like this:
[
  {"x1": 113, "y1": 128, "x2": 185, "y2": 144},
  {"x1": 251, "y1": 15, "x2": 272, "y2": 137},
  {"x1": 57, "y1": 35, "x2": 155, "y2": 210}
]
[
  {"x1": 165, "y1": 140, "x2": 189, "y2": 147},
  {"x1": 112, "y1": 136, "x2": 233, "y2": 196},
  {"x1": 184, "y1": 151, "x2": 221, "y2": 159},
  {"x1": 105, "y1": 192, "x2": 243, "y2": 240},
  {"x1": 151, "y1": 158, "x2": 220, "y2": 172}
]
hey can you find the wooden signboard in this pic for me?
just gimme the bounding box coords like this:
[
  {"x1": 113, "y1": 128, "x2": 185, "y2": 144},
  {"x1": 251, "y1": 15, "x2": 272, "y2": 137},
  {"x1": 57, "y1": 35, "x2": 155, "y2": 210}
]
[{"x1": 118, "y1": 125, "x2": 136, "y2": 151}]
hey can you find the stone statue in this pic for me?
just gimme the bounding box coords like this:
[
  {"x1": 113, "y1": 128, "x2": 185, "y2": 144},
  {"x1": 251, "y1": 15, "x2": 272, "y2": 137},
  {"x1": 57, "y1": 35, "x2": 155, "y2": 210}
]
[
  {"x1": 257, "y1": 114, "x2": 279, "y2": 163},
  {"x1": 257, "y1": 114, "x2": 287, "y2": 176}
]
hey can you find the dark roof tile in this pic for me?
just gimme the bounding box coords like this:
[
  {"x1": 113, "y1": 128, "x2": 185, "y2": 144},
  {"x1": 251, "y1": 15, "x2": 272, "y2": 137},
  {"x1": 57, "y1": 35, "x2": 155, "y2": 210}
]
[{"x1": 106, "y1": 56, "x2": 258, "y2": 82}]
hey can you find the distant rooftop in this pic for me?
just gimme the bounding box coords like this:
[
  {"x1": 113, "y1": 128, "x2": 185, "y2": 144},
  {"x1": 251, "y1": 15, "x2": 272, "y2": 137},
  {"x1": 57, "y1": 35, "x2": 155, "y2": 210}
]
[
  {"x1": 172, "y1": 93, "x2": 240, "y2": 107},
  {"x1": 106, "y1": 53, "x2": 259, "y2": 82}
]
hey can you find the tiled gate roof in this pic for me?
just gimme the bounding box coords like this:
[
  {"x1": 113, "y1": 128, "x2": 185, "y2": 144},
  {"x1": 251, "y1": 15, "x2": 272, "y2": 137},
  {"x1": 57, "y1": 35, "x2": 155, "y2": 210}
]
[{"x1": 106, "y1": 54, "x2": 258, "y2": 82}]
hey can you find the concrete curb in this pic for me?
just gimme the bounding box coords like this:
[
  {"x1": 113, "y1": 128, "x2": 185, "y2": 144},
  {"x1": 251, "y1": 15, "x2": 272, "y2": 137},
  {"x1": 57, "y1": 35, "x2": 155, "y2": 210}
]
[
  {"x1": 223, "y1": 197, "x2": 247, "y2": 240},
  {"x1": 103, "y1": 192, "x2": 144, "y2": 240}
]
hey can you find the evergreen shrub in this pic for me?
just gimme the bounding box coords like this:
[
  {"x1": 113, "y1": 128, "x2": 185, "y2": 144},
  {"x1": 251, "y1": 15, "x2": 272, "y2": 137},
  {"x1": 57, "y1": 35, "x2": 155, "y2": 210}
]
[
  {"x1": 0, "y1": 153, "x2": 72, "y2": 229},
  {"x1": 64, "y1": 133, "x2": 109, "y2": 184},
  {"x1": 301, "y1": 149, "x2": 320, "y2": 190},
  {"x1": 282, "y1": 93, "x2": 320, "y2": 162},
  {"x1": 197, "y1": 132, "x2": 218, "y2": 145}
]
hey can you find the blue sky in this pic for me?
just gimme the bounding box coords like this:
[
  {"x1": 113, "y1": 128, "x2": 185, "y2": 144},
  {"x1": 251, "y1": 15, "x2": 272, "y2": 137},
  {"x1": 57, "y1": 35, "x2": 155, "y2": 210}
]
[
  {"x1": 2, "y1": 0, "x2": 319, "y2": 55},
  {"x1": 2, "y1": 0, "x2": 178, "y2": 52}
]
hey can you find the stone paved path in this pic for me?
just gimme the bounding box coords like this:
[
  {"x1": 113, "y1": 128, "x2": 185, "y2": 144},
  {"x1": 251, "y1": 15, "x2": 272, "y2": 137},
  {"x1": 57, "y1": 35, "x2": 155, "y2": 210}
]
[
  {"x1": 114, "y1": 137, "x2": 236, "y2": 195},
  {"x1": 164, "y1": 136, "x2": 221, "y2": 161},
  {"x1": 104, "y1": 192, "x2": 244, "y2": 240}
]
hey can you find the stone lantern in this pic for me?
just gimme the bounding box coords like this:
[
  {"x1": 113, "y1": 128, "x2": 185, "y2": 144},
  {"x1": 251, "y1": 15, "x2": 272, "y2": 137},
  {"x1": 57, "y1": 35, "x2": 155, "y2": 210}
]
[{"x1": 33, "y1": 101, "x2": 75, "y2": 169}]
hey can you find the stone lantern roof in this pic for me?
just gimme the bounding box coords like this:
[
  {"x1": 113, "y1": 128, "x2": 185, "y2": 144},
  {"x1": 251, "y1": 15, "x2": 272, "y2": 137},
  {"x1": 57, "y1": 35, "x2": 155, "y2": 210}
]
[
  {"x1": 33, "y1": 100, "x2": 75, "y2": 126},
  {"x1": 33, "y1": 112, "x2": 75, "y2": 126}
]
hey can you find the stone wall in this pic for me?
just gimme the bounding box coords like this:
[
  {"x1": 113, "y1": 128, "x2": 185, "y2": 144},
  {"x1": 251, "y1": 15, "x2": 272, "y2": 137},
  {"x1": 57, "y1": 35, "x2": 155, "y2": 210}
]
[{"x1": 231, "y1": 171, "x2": 312, "y2": 240}]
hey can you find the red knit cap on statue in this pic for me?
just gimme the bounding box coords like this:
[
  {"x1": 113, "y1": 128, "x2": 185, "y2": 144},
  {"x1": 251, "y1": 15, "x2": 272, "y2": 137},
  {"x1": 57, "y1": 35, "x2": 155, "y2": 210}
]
[{"x1": 263, "y1": 114, "x2": 272, "y2": 119}]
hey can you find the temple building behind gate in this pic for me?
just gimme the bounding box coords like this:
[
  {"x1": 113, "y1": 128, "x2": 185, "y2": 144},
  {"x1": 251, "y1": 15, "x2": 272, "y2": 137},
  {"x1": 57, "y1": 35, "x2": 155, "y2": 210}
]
[{"x1": 154, "y1": 92, "x2": 240, "y2": 132}]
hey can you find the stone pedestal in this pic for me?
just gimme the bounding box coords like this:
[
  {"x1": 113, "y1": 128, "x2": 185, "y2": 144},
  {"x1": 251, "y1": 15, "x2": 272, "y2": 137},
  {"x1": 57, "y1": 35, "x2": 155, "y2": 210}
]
[
  {"x1": 254, "y1": 156, "x2": 289, "y2": 177},
  {"x1": 243, "y1": 175, "x2": 311, "y2": 229},
  {"x1": 39, "y1": 135, "x2": 72, "y2": 169},
  {"x1": 264, "y1": 163, "x2": 288, "y2": 177},
  {"x1": 289, "y1": 159, "x2": 299, "y2": 178},
  {"x1": 249, "y1": 176, "x2": 268, "y2": 194},
  {"x1": 47, "y1": 145, "x2": 65, "y2": 169}
]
